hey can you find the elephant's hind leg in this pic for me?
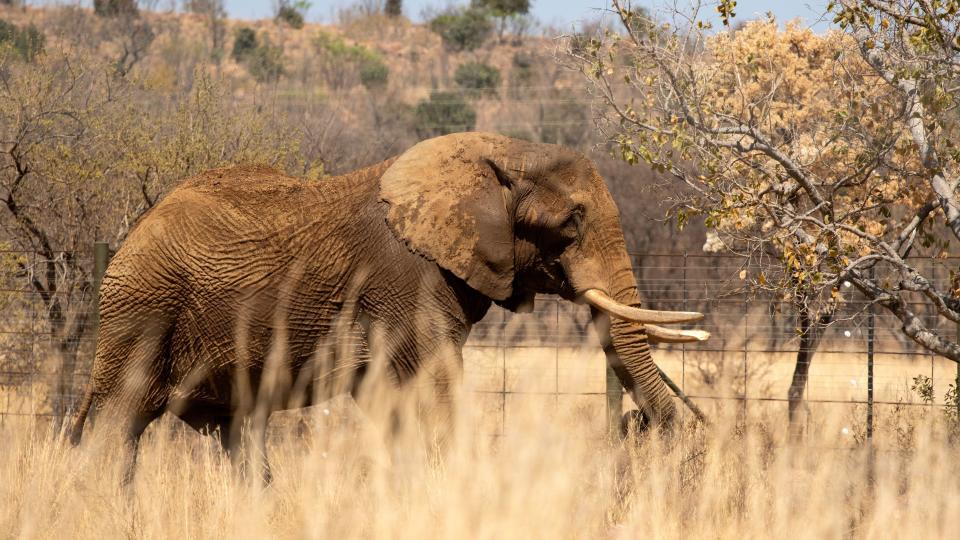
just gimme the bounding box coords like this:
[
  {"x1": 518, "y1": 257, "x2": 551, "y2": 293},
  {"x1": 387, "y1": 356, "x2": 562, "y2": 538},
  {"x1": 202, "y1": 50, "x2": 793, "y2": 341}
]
[
  {"x1": 86, "y1": 309, "x2": 175, "y2": 484},
  {"x1": 177, "y1": 409, "x2": 272, "y2": 485}
]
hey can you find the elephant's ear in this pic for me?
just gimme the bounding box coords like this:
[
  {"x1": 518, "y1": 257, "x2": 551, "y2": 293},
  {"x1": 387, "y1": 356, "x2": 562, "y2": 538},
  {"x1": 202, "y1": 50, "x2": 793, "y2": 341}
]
[{"x1": 379, "y1": 132, "x2": 519, "y2": 301}]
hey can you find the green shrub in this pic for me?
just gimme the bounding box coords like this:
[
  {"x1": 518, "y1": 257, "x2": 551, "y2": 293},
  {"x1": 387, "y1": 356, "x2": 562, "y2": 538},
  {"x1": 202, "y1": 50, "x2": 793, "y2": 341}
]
[
  {"x1": 93, "y1": 0, "x2": 138, "y2": 17},
  {"x1": 511, "y1": 52, "x2": 533, "y2": 77},
  {"x1": 246, "y1": 39, "x2": 285, "y2": 83},
  {"x1": 0, "y1": 20, "x2": 44, "y2": 62},
  {"x1": 275, "y1": 0, "x2": 311, "y2": 29},
  {"x1": 508, "y1": 52, "x2": 535, "y2": 97},
  {"x1": 0, "y1": 20, "x2": 12, "y2": 42},
  {"x1": 276, "y1": 6, "x2": 305, "y2": 29},
  {"x1": 414, "y1": 92, "x2": 476, "y2": 139},
  {"x1": 313, "y1": 30, "x2": 388, "y2": 90},
  {"x1": 454, "y1": 61, "x2": 500, "y2": 98},
  {"x1": 359, "y1": 57, "x2": 389, "y2": 89},
  {"x1": 473, "y1": 0, "x2": 530, "y2": 16},
  {"x1": 429, "y1": 7, "x2": 491, "y2": 52},
  {"x1": 232, "y1": 27, "x2": 258, "y2": 62},
  {"x1": 385, "y1": 0, "x2": 402, "y2": 17}
]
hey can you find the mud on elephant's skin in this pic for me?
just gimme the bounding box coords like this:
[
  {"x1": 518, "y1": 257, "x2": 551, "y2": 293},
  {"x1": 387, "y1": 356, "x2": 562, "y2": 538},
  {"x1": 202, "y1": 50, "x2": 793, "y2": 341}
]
[{"x1": 69, "y1": 132, "x2": 708, "y2": 479}]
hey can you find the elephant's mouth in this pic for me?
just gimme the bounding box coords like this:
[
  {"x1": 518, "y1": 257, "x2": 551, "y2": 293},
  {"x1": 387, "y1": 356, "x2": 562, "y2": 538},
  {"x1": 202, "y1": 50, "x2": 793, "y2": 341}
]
[{"x1": 516, "y1": 259, "x2": 571, "y2": 298}]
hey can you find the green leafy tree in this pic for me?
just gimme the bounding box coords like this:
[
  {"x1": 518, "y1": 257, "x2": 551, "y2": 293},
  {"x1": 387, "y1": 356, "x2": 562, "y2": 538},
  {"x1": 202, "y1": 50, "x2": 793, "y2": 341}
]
[
  {"x1": 276, "y1": 0, "x2": 312, "y2": 29},
  {"x1": 454, "y1": 61, "x2": 500, "y2": 98},
  {"x1": 429, "y1": 7, "x2": 492, "y2": 52},
  {"x1": 414, "y1": 92, "x2": 476, "y2": 139},
  {"x1": 385, "y1": 0, "x2": 402, "y2": 17},
  {"x1": 472, "y1": 0, "x2": 529, "y2": 41},
  {"x1": 232, "y1": 26, "x2": 258, "y2": 62}
]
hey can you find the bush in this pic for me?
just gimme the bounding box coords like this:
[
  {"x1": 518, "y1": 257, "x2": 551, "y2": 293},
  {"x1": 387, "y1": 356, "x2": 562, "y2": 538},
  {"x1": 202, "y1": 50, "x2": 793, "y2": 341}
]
[
  {"x1": 232, "y1": 27, "x2": 258, "y2": 62},
  {"x1": 275, "y1": 0, "x2": 311, "y2": 29},
  {"x1": 276, "y1": 6, "x2": 305, "y2": 29},
  {"x1": 359, "y1": 57, "x2": 389, "y2": 89},
  {"x1": 313, "y1": 30, "x2": 388, "y2": 90},
  {"x1": 0, "y1": 20, "x2": 44, "y2": 62},
  {"x1": 414, "y1": 92, "x2": 476, "y2": 139},
  {"x1": 246, "y1": 39, "x2": 285, "y2": 83},
  {"x1": 429, "y1": 7, "x2": 492, "y2": 52},
  {"x1": 93, "y1": 0, "x2": 138, "y2": 17},
  {"x1": 508, "y1": 51, "x2": 535, "y2": 97},
  {"x1": 473, "y1": 0, "x2": 530, "y2": 16},
  {"x1": 385, "y1": 0, "x2": 402, "y2": 17},
  {"x1": 232, "y1": 28, "x2": 285, "y2": 83},
  {"x1": 454, "y1": 61, "x2": 500, "y2": 98}
]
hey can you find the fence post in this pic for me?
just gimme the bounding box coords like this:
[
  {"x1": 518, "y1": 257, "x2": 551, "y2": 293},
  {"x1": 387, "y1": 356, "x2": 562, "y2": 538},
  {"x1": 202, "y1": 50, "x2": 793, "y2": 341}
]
[
  {"x1": 682, "y1": 252, "x2": 687, "y2": 408},
  {"x1": 866, "y1": 280, "x2": 875, "y2": 441},
  {"x1": 93, "y1": 242, "x2": 110, "y2": 335},
  {"x1": 606, "y1": 362, "x2": 622, "y2": 438}
]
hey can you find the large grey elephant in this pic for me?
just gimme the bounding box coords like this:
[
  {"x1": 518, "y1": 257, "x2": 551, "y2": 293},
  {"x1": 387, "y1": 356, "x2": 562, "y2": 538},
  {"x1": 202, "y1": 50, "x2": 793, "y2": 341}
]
[{"x1": 69, "y1": 132, "x2": 707, "y2": 478}]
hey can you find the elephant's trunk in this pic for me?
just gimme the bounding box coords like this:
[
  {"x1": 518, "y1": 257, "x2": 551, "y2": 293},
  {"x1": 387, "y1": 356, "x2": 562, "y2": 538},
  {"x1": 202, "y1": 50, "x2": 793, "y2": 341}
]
[
  {"x1": 569, "y1": 237, "x2": 678, "y2": 428},
  {"x1": 590, "y1": 258, "x2": 678, "y2": 427}
]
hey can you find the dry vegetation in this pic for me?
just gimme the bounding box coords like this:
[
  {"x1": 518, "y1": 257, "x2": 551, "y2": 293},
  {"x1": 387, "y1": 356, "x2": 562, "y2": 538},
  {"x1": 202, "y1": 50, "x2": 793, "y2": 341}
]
[
  {"x1": 1, "y1": 2, "x2": 959, "y2": 538},
  {"x1": 3, "y1": 390, "x2": 960, "y2": 538}
]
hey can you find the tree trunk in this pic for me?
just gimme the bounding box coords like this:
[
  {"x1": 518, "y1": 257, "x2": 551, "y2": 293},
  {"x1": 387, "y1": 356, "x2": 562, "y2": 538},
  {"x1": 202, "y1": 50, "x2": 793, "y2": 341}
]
[{"x1": 787, "y1": 302, "x2": 832, "y2": 432}]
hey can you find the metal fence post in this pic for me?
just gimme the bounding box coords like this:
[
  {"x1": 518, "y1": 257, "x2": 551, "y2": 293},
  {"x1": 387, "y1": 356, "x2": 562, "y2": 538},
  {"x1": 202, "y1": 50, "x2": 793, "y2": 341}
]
[
  {"x1": 606, "y1": 356, "x2": 623, "y2": 438},
  {"x1": 866, "y1": 281, "x2": 875, "y2": 441},
  {"x1": 682, "y1": 252, "x2": 687, "y2": 407}
]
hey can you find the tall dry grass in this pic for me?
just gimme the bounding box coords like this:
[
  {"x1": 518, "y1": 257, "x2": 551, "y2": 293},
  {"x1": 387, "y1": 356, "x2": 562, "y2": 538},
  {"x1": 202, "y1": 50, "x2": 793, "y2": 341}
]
[{"x1": 2, "y1": 382, "x2": 959, "y2": 539}]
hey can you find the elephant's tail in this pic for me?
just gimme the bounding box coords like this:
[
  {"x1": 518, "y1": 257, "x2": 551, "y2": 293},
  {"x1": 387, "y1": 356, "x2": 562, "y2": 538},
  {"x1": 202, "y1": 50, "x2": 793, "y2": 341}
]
[{"x1": 68, "y1": 382, "x2": 95, "y2": 446}]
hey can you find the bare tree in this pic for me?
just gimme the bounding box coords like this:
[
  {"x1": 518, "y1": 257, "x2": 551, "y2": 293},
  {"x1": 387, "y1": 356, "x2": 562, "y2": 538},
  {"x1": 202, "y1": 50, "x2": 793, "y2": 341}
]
[
  {"x1": 0, "y1": 45, "x2": 312, "y2": 424},
  {"x1": 183, "y1": 0, "x2": 227, "y2": 63},
  {"x1": 110, "y1": 14, "x2": 156, "y2": 76}
]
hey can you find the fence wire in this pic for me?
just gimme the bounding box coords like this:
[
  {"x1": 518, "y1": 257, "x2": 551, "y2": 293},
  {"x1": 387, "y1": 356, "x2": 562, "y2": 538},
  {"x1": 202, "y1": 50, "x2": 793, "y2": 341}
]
[{"x1": 0, "y1": 249, "x2": 957, "y2": 435}]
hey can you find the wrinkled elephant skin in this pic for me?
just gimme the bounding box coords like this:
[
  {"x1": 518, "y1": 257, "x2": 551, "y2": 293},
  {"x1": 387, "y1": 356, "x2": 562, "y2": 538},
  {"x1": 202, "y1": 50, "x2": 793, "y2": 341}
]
[{"x1": 70, "y1": 132, "x2": 698, "y2": 479}]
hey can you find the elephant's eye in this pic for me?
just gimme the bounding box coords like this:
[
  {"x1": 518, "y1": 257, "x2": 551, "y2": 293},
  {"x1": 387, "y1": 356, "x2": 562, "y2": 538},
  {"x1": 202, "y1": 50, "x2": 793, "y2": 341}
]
[{"x1": 559, "y1": 206, "x2": 583, "y2": 241}]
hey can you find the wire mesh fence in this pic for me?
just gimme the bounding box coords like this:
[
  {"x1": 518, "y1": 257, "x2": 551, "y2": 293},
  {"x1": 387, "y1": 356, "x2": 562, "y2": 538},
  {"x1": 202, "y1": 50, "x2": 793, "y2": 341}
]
[{"x1": 0, "y1": 247, "x2": 957, "y2": 435}]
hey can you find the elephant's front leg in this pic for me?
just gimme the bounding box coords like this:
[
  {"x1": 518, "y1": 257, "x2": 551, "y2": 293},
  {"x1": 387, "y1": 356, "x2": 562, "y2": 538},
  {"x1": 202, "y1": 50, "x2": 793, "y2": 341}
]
[
  {"x1": 351, "y1": 315, "x2": 465, "y2": 458},
  {"x1": 411, "y1": 344, "x2": 462, "y2": 454}
]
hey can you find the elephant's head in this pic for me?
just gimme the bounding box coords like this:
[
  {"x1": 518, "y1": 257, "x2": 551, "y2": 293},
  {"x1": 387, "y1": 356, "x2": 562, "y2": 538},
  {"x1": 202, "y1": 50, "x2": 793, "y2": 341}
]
[{"x1": 379, "y1": 132, "x2": 707, "y2": 426}]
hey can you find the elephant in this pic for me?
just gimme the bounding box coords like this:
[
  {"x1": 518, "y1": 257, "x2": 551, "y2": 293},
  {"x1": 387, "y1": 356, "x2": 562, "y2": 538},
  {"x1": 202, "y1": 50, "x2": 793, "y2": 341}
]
[{"x1": 68, "y1": 132, "x2": 708, "y2": 480}]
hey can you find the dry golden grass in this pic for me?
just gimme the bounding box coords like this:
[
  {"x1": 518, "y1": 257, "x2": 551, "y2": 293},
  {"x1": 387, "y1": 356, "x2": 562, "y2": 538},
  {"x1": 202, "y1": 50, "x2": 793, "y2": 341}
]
[{"x1": 2, "y1": 385, "x2": 959, "y2": 539}]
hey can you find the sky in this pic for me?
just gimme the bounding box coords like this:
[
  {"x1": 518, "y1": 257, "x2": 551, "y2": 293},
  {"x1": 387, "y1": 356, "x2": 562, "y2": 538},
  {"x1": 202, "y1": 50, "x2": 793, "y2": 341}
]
[{"x1": 224, "y1": 1, "x2": 833, "y2": 32}]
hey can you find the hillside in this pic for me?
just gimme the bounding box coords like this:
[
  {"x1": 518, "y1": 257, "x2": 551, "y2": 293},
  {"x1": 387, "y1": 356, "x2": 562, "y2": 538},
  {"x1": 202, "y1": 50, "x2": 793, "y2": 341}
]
[{"x1": 0, "y1": 4, "x2": 696, "y2": 254}]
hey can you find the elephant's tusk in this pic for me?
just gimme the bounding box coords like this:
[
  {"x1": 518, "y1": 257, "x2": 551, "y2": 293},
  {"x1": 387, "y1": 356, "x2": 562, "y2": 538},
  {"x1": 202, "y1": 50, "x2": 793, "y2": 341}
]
[
  {"x1": 644, "y1": 324, "x2": 710, "y2": 343},
  {"x1": 582, "y1": 289, "x2": 704, "y2": 324}
]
